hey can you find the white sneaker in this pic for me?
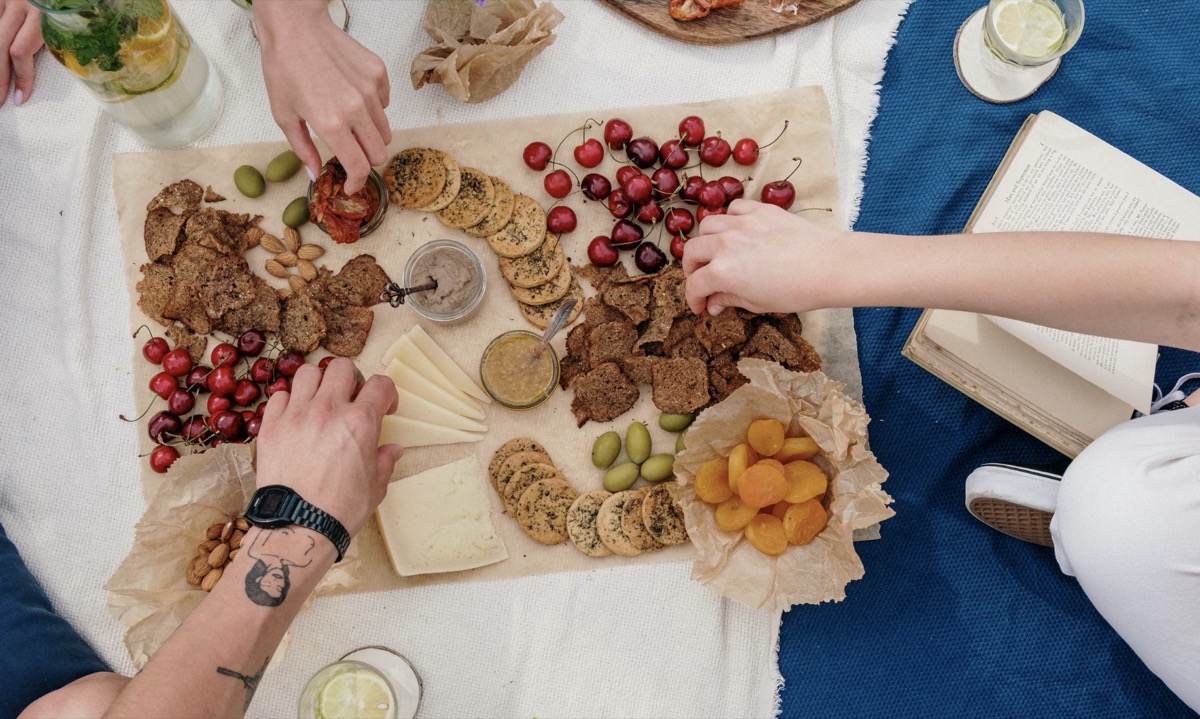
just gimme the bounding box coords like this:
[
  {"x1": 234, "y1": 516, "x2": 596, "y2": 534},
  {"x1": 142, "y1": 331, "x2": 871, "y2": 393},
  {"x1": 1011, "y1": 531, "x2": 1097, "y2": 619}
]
[{"x1": 964, "y1": 463, "x2": 1060, "y2": 547}]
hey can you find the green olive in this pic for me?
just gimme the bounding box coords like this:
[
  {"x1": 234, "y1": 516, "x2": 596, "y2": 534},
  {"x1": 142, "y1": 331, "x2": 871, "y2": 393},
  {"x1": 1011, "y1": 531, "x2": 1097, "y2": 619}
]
[
  {"x1": 282, "y1": 196, "x2": 310, "y2": 228},
  {"x1": 658, "y1": 411, "x2": 695, "y2": 433},
  {"x1": 603, "y1": 462, "x2": 640, "y2": 493},
  {"x1": 265, "y1": 150, "x2": 302, "y2": 183},
  {"x1": 640, "y1": 453, "x2": 675, "y2": 482},
  {"x1": 675, "y1": 429, "x2": 687, "y2": 454},
  {"x1": 591, "y1": 431, "x2": 621, "y2": 469},
  {"x1": 233, "y1": 165, "x2": 265, "y2": 198},
  {"x1": 625, "y1": 421, "x2": 651, "y2": 465}
]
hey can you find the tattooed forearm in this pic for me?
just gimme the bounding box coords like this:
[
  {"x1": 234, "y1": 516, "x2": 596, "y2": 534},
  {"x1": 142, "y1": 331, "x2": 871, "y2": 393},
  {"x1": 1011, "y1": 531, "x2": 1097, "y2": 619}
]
[{"x1": 216, "y1": 657, "x2": 269, "y2": 713}]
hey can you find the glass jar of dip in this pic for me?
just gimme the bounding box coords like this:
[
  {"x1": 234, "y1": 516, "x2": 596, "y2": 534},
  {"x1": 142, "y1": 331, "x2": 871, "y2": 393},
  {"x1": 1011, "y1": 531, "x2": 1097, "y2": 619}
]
[{"x1": 403, "y1": 240, "x2": 486, "y2": 323}]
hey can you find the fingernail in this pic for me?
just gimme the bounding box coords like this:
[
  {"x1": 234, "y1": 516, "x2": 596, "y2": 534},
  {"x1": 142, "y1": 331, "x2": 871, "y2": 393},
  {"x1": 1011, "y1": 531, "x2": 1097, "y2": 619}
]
[
  {"x1": 14, "y1": 90, "x2": 24, "y2": 105},
  {"x1": 305, "y1": 165, "x2": 317, "y2": 181}
]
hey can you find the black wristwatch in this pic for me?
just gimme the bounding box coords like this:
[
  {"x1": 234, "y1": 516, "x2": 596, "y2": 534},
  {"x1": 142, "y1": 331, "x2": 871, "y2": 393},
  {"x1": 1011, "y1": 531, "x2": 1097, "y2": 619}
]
[{"x1": 243, "y1": 485, "x2": 351, "y2": 562}]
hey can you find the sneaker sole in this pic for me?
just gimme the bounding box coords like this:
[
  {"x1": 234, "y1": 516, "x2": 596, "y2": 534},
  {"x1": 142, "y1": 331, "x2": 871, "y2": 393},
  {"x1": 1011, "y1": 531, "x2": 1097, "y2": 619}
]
[{"x1": 967, "y1": 497, "x2": 1054, "y2": 547}]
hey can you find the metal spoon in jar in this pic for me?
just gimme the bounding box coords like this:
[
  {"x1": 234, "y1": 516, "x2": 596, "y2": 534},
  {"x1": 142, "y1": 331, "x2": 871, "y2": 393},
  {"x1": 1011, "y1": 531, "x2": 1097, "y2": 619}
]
[{"x1": 532, "y1": 298, "x2": 577, "y2": 360}]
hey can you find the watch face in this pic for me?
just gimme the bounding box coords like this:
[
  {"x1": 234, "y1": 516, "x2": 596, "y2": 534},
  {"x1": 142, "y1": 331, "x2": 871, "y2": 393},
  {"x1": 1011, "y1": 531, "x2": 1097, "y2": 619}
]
[{"x1": 248, "y1": 486, "x2": 292, "y2": 526}]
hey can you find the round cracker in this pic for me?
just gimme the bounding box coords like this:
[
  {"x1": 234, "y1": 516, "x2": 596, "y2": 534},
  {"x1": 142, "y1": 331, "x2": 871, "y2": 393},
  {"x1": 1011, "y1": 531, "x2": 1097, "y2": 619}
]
[
  {"x1": 567, "y1": 491, "x2": 613, "y2": 558},
  {"x1": 489, "y1": 437, "x2": 550, "y2": 489},
  {"x1": 384, "y1": 148, "x2": 447, "y2": 208},
  {"x1": 486, "y1": 194, "x2": 546, "y2": 258},
  {"x1": 436, "y1": 167, "x2": 495, "y2": 228},
  {"x1": 498, "y1": 231, "x2": 564, "y2": 288},
  {"x1": 416, "y1": 151, "x2": 462, "y2": 212},
  {"x1": 463, "y1": 177, "x2": 515, "y2": 238},
  {"x1": 621, "y1": 487, "x2": 664, "y2": 552},
  {"x1": 503, "y1": 462, "x2": 564, "y2": 515},
  {"x1": 510, "y1": 262, "x2": 572, "y2": 306},
  {"x1": 642, "y1": 485, "x2": 689, "y2": 546},
  {"x1": 518, "y1": 276, "x2": 583, "y2": 330},
  {"x1": 494, "y1": 450, "x2": 554, "y2": 507},
  {"x1": 516, "y1": 478, "x2": 578, "y2": 545},
  {"x1": 596, "y1": 490, "x2": 642, "y2": 557}
]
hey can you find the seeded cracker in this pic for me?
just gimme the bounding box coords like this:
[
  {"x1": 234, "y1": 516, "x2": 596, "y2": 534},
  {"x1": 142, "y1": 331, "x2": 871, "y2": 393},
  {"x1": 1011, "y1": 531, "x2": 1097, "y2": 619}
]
[
  {"x1": 464, "y1": 176, "x2": 515, "y2": 238},
  {"x1": 486, "y1": 194, "x2": 545, "y2": 258},
  {"x1": 516, "y1": 478, "x2": 577, "y2": 545},
  {"x1": 321, "y1": 305, "x2": 374, "y2": 357},
  {"x1": 596, "y1": 490, "x2": 641, "y2": 557},
  {"x1": 435, "y1": 167, "x2": 495, "y2": 228},
  {"x1": 494, "y1": 450, "x2": 554, "y2": 513},
  {"x1": 510, "y1": 262, "x2": 572, "y2": 306},
  {"x1": 621, "y1": 488, "x2": 664, "y2": 552},
  {"x1": 641, "y1": 485, "x2": 689, "y2": 546},
  {"x1": 567, "y1": 491, "x2": 613, "y2": 558},
  {"x1": 498, "y1": 231, "x2": 563, "y2": 288},
  {"x1": 416, "y1": 151, "x2": 462, "y2": 212},
  {"x1": 384, "y1": 148, "x2": 448, "y2": 208},
  {"x1": 503, "y1": 462, "x2": 564, "y2": 515},
  {"x1": 518, "y1": 276, "x2": 583, "y2": 330},
  {"x1": 488, "y1": 438, "x2": 550, "y2": 491}
]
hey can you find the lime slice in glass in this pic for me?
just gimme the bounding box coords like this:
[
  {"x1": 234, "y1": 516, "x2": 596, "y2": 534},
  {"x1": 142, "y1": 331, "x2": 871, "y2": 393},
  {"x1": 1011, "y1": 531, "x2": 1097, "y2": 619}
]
[
  {"x1": 113, "y1": 31, "x2": 181, "y2": 95},
  {"x1": 992, "y1": 0, "x2": 1066, "y2": 59},
  {"x1": 316, "y1": 667, "x2": 395, "y2": 719}
]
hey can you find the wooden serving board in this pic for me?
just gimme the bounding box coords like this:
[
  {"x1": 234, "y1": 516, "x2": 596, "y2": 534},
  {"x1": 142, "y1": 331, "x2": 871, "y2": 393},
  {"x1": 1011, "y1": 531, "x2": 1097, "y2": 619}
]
[{"x1": 599, "y1": 0, "x2": 862, "y2": 45}]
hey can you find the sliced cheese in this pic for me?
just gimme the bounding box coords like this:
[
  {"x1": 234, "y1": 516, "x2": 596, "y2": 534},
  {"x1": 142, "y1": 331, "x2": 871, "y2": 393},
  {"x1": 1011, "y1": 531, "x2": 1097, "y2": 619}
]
[
  {"x1": 384, "y1": 335, "x2": 467, "y2": 401},
  {"x1": 379, "y1": 415, "x2": 483, "y2": 448},
  {"x1": 393, "y1": 386, "x2": 487, "y2": 433},
  {"x1": 385, "y1": 359, "x2": 484, "y2": 421},
  {"x1": 406, "y1": 324, "x2": 491, "y2": 404},
  {"x1": 375, "y1": 455, "x2": 507, "y2": 576}
]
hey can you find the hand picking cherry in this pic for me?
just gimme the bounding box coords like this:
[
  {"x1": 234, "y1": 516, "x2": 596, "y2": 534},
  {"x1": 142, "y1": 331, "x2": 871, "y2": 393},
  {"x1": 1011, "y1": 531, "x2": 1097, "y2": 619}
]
[
  {"x1": 604, "y1": 118, "x2": 633, "y2": 150},
  {"x1": 161, "y1": 347, "x2": 193, "y2": 377},
  {"x1": 546, "y1": 206, "x2": 577, "y2": 234},
  {"x1": 149, "y1": 371, "x2": 178, "y2": 400},
  {"x1": 318, "y1": 356, "x2": 335, "y2": 370},
  {"x1": 670, "y1": 234, "x2": 688, "y2": 261},
  {"x1": 573, "y1": 138, "x2": 604, "y2": 168},
  {"x1": 716, "y1": 175, "x2": 745, "y2": 201},
  {"x1": 678, "y1": 115, "x2": 705, "y2": 147},
  {"x1": 625, "y1": 137, "x2": 659, "y2": 169},
  {"x1": 149, "y1": 444, "x2": 180, "y2": 474},
  {"x1": 210, "y1": 342, "x2": 239, "y2": 369},
  {"x1": 732, "y1": 138, "x2": 759, "y2": 165},
  {"x1": 587, "y1": 235, "x2": 620, "y2": 267},
  {"x1": 697, "y1": 181, "x2": 728, "y2": 209},
  {"x1": 696, "y1": 205, "x2": 727, "y2": 223},
  {"x1": 523, "y1": 141, "x2": 553, "y2": 171},
  {"x1": 142, "y1": 336, "x2": 169, "y2": 364},
  {"x1": 275, "y1": 350, "x2": 305, "y2": 378},
  {"x1": 147, "y1": 410, "x2": 182, "y2": 443},
  {"x1": 699, "y1": 136, "x2": 732, "y2": 167},
  {"x1": 265, "y1": 376, "x2": 291, "y2": 397},
  {"x1": 634, "y1": 241, "x2": 668, "y2": 274},
  {"x1": 610, "y1": 219, "x2": 645, "y2": 249},
  {"x1": 236, "y1": 330, "x2": 267, "y2": 357},
  {"x1": 544, "y1": 169, "x2": 573, "y2": 199},
  {"x1": 580, "y1": 173, "x2": 612, "y2": 201}
]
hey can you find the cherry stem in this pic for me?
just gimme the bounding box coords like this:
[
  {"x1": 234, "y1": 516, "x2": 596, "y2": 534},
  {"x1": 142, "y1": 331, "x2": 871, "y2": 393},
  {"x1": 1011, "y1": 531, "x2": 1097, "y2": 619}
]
[
  {"x1": 545, "y1": 158, "x2": 580, "y2": 184},
  {"x1": 759, "y1": 120, "x2": 790, "y2": 150},
  {"x1": 777, "y1": 157, "x2": 804, "y2": 185},
  {"x1": 119, "y1": 397, "x2": 157, "y2": 423},
  {"x1": 791, "y1": 206, "x2": 834, "y2": 214},
  {"x1": 132, "y1": 324, "x2": 155, "y2": 340},
  {"x1": 552, "y1": 122, "x2": 595, "y2": 165}
]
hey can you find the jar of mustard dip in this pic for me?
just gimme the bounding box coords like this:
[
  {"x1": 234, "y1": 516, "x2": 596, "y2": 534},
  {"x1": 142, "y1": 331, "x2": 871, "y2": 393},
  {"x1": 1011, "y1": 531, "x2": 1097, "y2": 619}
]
[{"x1": 479, "y1": 330, "x2": 559, "y2": 410}]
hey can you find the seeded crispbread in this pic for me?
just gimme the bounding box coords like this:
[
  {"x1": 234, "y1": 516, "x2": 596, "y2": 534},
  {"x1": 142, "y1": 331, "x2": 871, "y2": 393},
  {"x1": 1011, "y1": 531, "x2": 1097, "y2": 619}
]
[
  {"x1": 650, "y1": 357, "x2": 710, "y2": 413},
  {"x1": 325, "y1": 254, "x2": 391, "y2": 308},
  {"x1": 510, "y1": 262, "x2": 572, "y2": 306},
  {"x1": 146, "y1": 179, "x2": 204, "y2": 213},
  {"x1": 197, "y1": 254, "x2": 256, "y2": 321},
  {"x1": 516, "y1": 478, "x2": 578, "y2": 545},
  {"x1": 595, "y1": 490, "x2": 642, "y2": 557},
  {"x1": 384, "y1": 148, "x2": 448, "y2": 208},
  {"x1": 416, "y1": 151, "x2": 462, "y2": 212},
  {"x1": 567, "y1": 491, "x2": 613, "y2": 558},
  {"x1": 136, "y1": 262, "x2": 176, "y2": 325},
  {"x1": 279, "y1": 292, "x2": 327, "y2": 353},
  {"x1": 435, "y1": 167, "x2": 495, "y2": 228},
  {"x1": 486, "y1": 194, "x2": 546, "y2": 258},
  {"x1": 518, "y1": 276, "x2": 583, "y2": 330},
  {"x1": 463, "y1": 176, "x2": 515, "y2": 238},
  {"x1": 166, "y1": 322, "x2": 208, "y2": 364},
  {"x1": 144, "y1": 207, "x2": 188, "y2": 262},
  {"x1": 587, "y1": 320, "x2": 638, "y2": 369},
  {"x1": 621, "y1": 488, "x2": 664, "y2": 552},
  {"x1": 321, "y1": 305, "x2": 374, "y2": 357},
  {"x1": 642, "y1": 484, "x2": 689, "y2": 547},
  {"x1": 494, "y1": 450, "x2": 554, "y2": 510},
  {"x1": 216, "y1": 275, "x2": 281, "y2": 337},
  {"x1": 498, "y1": 231, "x2": 563, "y2": 288},
  {"x1": 570, "y1": 361, "x2": 638, "y2": 427},
  {"x1": 503, "y1": 462, "x2": 564, "y2": 516},
  {"x1": 488, "y1": 438, "x2": 550, "y2": 490}
]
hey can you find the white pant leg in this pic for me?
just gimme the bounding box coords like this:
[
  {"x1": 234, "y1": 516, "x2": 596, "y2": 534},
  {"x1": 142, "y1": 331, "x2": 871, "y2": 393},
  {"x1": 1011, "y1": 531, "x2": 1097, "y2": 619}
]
[{"x1": 1051, "y1": 406, "x2": 1200, "y2": 711}]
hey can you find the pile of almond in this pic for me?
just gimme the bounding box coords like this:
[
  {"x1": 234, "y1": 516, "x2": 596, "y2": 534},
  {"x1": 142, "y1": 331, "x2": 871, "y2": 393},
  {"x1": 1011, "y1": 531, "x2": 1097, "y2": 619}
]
[
  {"x1": 259, "y1": 226, "x2": 325, "y2": 298},
  {"x1": 186, "y1": 516, "x2": 250, "y2": 592}
]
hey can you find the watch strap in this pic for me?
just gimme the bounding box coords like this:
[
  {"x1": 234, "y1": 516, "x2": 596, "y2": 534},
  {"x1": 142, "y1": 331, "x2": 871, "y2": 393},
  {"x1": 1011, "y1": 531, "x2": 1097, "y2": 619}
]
[
  {"x1": 246, "y1": 485, "x2": 351, "y2": 562},
  {"x1": 287, "y1": 498, "x2": 351, "y2": 563}
]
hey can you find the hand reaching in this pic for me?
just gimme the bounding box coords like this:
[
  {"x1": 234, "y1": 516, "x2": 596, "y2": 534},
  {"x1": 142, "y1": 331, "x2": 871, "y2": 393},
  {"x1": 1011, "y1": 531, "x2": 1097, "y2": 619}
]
[
  {"x1": 0, "y1": 0, "x2": 43, "y2": 108},
  {"x1": 254, "y1": 0, "x2": 391, "y2": 195}
]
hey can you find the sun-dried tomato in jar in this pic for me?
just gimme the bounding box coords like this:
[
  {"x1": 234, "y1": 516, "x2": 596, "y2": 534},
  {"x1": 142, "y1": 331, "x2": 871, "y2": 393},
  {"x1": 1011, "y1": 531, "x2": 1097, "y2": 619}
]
[{"x1": 309, "y1": 159, "x2": 381, "y2": 244}]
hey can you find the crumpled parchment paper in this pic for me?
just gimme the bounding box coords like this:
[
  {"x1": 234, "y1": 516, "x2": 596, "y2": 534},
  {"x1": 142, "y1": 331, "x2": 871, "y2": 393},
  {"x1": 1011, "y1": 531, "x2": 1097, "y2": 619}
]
[{"x1": 411, "y1": 0, "x2": 564, "y2": 103}]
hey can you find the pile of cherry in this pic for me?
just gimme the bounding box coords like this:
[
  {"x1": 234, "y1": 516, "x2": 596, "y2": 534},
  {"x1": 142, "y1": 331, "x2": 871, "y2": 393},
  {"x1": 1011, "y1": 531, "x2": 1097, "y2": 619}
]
[
  {"x1": 522, "y1": 115, "x2": 800, "y2": 274},
  {"x1": 135, "y1": 328, "x2": 326, "y2": 474}
]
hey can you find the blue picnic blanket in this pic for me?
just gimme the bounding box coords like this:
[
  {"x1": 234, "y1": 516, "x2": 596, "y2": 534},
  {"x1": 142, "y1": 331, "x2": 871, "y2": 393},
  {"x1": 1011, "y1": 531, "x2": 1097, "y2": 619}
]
[{"x1": 777, "y1": 2, "x2": 1200, "y2": 717}]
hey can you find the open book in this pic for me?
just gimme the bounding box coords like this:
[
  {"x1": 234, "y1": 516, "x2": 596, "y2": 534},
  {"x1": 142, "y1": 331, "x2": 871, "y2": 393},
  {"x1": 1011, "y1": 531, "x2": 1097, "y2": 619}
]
[{"x1": 902, "y1": 111, "x2": 1200, "y2": 457}]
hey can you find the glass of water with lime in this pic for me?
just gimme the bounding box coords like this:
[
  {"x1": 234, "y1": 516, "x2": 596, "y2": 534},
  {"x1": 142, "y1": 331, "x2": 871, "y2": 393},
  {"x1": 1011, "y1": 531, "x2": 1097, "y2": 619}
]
[
  {"x1": 298, "y1": 647, "x2": 421, "y2": 719},
  {"x1": 954, "y1": 0, "x2": 1085, "y2": 103}
]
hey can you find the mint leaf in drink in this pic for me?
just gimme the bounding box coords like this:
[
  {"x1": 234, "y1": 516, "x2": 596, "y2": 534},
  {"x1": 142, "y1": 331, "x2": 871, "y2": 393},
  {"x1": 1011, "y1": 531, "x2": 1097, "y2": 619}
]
[
  {"x1": 41, "y1": 6, "x2": 136, "y2": 72},
  {"x1": 121, "y1": 0, "x2": 165, "y2": 21}
]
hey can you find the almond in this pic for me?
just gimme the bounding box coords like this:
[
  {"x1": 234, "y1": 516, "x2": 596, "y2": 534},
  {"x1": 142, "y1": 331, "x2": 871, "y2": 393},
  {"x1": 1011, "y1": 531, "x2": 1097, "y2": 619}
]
[
  {"x1": 297, "y1": 244, "x2": 324, "y2": 260},
  {"x1": 288, "y1": 275, "x2": 308, "y2": 294},
  {"x1": 297, "y1": 259, "x2": 318, "y2": 281},
  {"x1": 283, "y1": 227, "x2": 301, "y2": 252},
  {"x1": 208, "y1": 543, "x2": 231, "y2": 568},
  {"x1": 185, "y1": 565, "x2": 203, "y2": 586},
  {"x1": 228, "y1": 548, "x2": 239, "y2": 561},
  {"x1": 205, "y1": 523, "x2": 224, "y2": 540},
  {"x1": 191, "y1": 554, "x2": 213, "y2": 579},
  {"x1": 220, "y1": 521, "x2": 234, "y2": 542},
  {"x1": 201, "y1": 566, "x2": 223, "y2": 592},
  {"x1": 245, "y1": 226, "x2": 265, "y2": 249},
  {"x1": 276, "y1": 287, "x2": 292, "y2": 300},
  {"x1": 276, "y1": 251, "x2": 298, "y2": 267},
  {"x1": 260, "y1": 233, "x2": 286, "y2": 254},
  {"x1": 235, "y1": 517, "x2": 250, "y2": 531},
  {"x1": 265, "y1": 259, "x2": 289, "y2": 278},
  {"x1": 199, "y1": 539, "x2": 220, "y2": 554},
  {"x1": 230, "y1": 529, "x2": 245, "y2": 550}
]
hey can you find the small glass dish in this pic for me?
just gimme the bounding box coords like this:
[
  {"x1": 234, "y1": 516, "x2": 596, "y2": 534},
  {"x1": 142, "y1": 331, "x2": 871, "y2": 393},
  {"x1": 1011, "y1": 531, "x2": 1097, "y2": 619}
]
[
  {"x1": 306, "y1": 166, "x2": 388, "y2": 241},
  {"x1": 402, "y1": 239, "x2": 486, "y2": 323},
  {"x1": 479, "y1": 330, "x2": 560, "y2": 410}
]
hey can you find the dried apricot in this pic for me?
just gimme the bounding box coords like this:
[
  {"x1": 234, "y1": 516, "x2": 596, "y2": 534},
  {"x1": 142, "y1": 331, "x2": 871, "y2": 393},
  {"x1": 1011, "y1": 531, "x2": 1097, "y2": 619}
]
[
  {"x1": 746, "y1": 418, "x2": 786, "y2": 457},
  {"x1": 783, "y1": 460, "x2": 828, "y2": 504},
  {"x1": 714, "y1": 496, "x2": 757, "y2": 532},
  {"x1": 728, "y1": 443, "x2": 759, "y2": 492},
  {"x1": 773, "y1": 436, "x2": 820, "y2": 463},
  {"x1": 695, "y1": 458, "x2": 733, "y2": 504},
  {"x1": 769, "y1": 501, "x2": 792, "y2": 520},
  {"x1": 783, "y1": 499, "x2": 828, "y2": 545},
  {"x1": 736, "y1": 463, "x2": 788, "y2": 509},
  {"x1": 745, "y1": 514, "x2": 788, "y2": 555},
  {"x1": 755, "y1": 458, "x2": 785, "y2": 474}
]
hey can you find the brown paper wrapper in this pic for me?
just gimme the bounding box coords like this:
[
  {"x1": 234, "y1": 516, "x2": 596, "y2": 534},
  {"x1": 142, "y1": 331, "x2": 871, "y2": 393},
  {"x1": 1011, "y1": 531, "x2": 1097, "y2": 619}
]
[
  {"x1": 675, "y1": 359, "x2": 894, "y2": 611},
  {"x1": 103, "y1": 444, "x2": 361, "y2": 668},
  {"x1": 411, "y1": 0, "x2": 564, "y2": 103}
]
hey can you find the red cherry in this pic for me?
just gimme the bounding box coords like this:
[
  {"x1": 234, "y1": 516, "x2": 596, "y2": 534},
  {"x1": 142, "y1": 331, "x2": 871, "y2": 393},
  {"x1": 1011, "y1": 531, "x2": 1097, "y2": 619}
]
[
  {"x1": 142, "y1": 337, "x2": 169, "y2": 364},
  {"x1": 696, "y1": 205, "x2": 727, "y2": 223},
  {"x1": 275, "y1": 350, "x2": 305, "y2": 377},
  {"x1": 181, "y1": 415, "x2": 208, "y2": 443},
  {"x1": 716, "y1": 176, "x2": 745, "y2": 202},
  {"x1": 149, "y1": 371, "x2": 178, "y2": 400},
  {"x1": 622, "y1": 173, "x2": 653, "y2": 204},
  {"x1": 245, "y1": 416, "x2": 263, "y2": 438},
  {"x1": 680, "y1": 175, "x2": 705, "y2": 203},
  {"x1": 233, "y1": 379, "x2": 261, "y2": 407},
  {"x1": 664, "y1": 208, "x2": 695, "y2": 236},
  {"x1": 580, "y1": 173, "x2": 612, "y2": 201},
  {"x1": 161, "y1": 348, "x2": 193, "y2": 377},
  {"x1": 546, "y1": 206, "x2": 577, "y2": 234},
  {"x1": 147, "y1": 410, "x2": 181, "y2": 442},
  {"x1": 610, "y1": 219, "x2": 645, "y2": 249},
  {"x1": 166, "y1": 388, "x2": 195, "y2": 416},
  {"x1": 760, "y1": 180, "x2": 796, "y2": 210},
  {"x1": 625, "y1": 137, "x2": 659, "y2": 168},
  {"x1": 265, "y1": 376, "x2": 291, "y2": 397},
  {"x1": 523, "y1": 141, "x2": 552, "y2": 171},
  {"x1": 255, "y1": 401, "x2": 269, "y2": 417},
  {"x1": 635, "y1": 201, "x2": 663, "y2": 225},
  {"x1": 699, "y1": 136, "x2": 732, "y2": 167},
  {"x1": 615, "y1": 165, "x2": 641, "y2": 187},
  {"x1": 207, "y1": 394, "x2": 232, "y2": 415},
  {"x1": 209, "y1": 365, "x2": 237, "y2": 397},
  {"x1": 659, "y1": 139, "x2": 688, "y2": 169},
  {"x1": 249, "y1": 357, "x2": 274, "y2": 384},
  {"x1": 678, "y1": 115, "x2": 705, "y2": 147},
  {"x1": 318, "y1": 356, "x2": 335, "y2": 370},
  {"x1": 236, "y1": 330, "x2": 267, "y2": 357},
  {"x1": 733, "y1": 138, "x2": 759, "y2": 165},
  {"x1": 544, "y1": 169, "x2": 572, "y2": 199},
  {"x1": 603, "y1": 118, "x2": 633, "y2": 150},
  {"x1": 651, "y1": 167, "x2": 679, "y2": 198},
  {"x1": 210, "y1": 342, "x2": 239, "y2": 369},
  {"x1": 587, "y1": 235, "x2": 620, "y2": 267},
  {"x1": 240, "y1": 409, "x2": 256, "y2": 423},
  {"x1": 606, "y1": 189, "x2": 632, "y2": 219},
  {"x1": 210, "y1": 410, "x2": 245, "y2": 441},
  {"x1": 697, "y1": 181, "x2": 728, "y2": 209},
  {"x1": 184, "y1": 365, "x2": 211, "y2": 393},
  {"x1": 573, "y1": 138, "x2": 604, "y2": 168},
  {"x1": 149, "y1": 445, "x2": 180, "y2": 474},
  {"x1": 670, "y1": 234, "x2": 688, "y2": 261},
  {"x1": 634, "y1": 241, "x2": 668, "y2": 274}
]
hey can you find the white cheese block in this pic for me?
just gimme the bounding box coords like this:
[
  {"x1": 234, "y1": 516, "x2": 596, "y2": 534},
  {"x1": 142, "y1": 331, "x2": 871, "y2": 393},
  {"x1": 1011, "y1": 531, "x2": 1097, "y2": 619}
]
[
  {"x1": 375, "y1": 456, "x2": 508, "y2": 576},
  {"x1": 383, "y1": 335, "x2": 467, "y2": 401},
  {"x1": 379, "y1": 415, "x2": 483, "y2": 448},
  {"x1": 405, "y1": 324, "x2": 491, "y2": 404},
  {"x1": 393, "y1": 386, "x2": 487, "y2": 433},
  {"x1": 385, "y1": 359, "x2": 484, "y2": 421}
]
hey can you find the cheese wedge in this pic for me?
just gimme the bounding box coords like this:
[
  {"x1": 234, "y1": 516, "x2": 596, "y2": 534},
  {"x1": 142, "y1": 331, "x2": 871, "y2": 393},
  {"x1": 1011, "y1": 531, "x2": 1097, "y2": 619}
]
[
  {"x1": 393, "y1": 386, "x2": 487, "y2": 433},
  {"x1": 379, "y1": 415, "x2": 483, "y2": 448},
  {"x1": 383, "y1": 335, "x2": 466, "y2": 400},
  {"x1": 385, "y1": 359, "x2": 484, "y2": 420},
  {"x1": 376, "y1": 456, "x2": 508, "y2": 576},
  {"x1": 405, "y1": 324, "x2": 491, "y2": 403}
]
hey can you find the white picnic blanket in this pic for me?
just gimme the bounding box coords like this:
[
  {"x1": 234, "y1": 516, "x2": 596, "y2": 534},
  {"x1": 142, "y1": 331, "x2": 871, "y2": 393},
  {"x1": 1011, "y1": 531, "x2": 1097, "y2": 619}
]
[{"x1": 0, "y1": 0, "x2": 909, "y2": 715}]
